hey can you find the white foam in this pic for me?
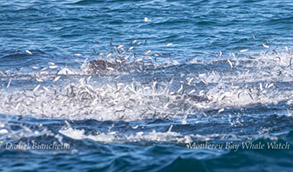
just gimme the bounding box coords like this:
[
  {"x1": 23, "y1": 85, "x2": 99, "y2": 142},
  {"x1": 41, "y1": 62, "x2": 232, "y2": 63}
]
[
  {"x1": 0, "y1": 50, "x2": 292, "y2": 121},
  {"x1": 59, "y1": 127, "x2": 193, "y2": 144}
]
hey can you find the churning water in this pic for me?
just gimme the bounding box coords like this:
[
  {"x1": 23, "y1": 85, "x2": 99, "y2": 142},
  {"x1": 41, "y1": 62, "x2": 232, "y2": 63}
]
[{"x1": 0, "y1": 0, "x2": 292, "y2": 171}]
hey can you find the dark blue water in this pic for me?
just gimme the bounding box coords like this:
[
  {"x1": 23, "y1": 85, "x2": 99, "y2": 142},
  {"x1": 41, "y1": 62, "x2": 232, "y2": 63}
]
[{"x1": 0, "y1": 0, "x2": 293, "y2": 171}]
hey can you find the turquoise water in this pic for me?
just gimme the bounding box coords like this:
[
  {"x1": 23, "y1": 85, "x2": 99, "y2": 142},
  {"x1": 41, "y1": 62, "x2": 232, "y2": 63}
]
[{"x1": 0, "y1": 0, "x2": 293, "y2": 171}]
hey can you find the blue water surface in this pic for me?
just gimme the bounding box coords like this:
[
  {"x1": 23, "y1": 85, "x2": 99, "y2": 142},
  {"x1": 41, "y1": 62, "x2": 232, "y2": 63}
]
[{"x1": 0, "y1": 0, "x2": 293, "y2": 171}]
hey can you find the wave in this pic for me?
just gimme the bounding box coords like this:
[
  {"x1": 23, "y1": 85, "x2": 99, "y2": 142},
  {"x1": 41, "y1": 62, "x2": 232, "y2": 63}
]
[
  {"x1": 157, "y1": 137, "x2": 293, "y2": 172},
  {"x1": 0, "y1": 130, "x2": 292, "y2": 171},
  {"x1": 67, "y1": 0, "x2": 106, "y2": 6}
]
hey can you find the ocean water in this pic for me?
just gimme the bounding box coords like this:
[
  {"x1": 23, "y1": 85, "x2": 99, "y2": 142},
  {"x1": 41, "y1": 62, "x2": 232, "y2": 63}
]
[{"x1": 0, "y1": 0, "x2": 293, "y2": 171}]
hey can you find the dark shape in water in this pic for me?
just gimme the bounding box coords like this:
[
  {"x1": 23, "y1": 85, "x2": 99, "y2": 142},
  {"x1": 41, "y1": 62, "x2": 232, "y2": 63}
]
[
  {"x1": 88, "y1": 59, "x2": 119, "y2": 73},
  {"x1": 87, "y1": 59, "x2": 154, "y2": 74},
  {"x1": 87, "y1": 59, "x2": 210, "y2": 103},
  {"x1": 183, "y1": 95, "x2": 210, "y2": 103}
]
